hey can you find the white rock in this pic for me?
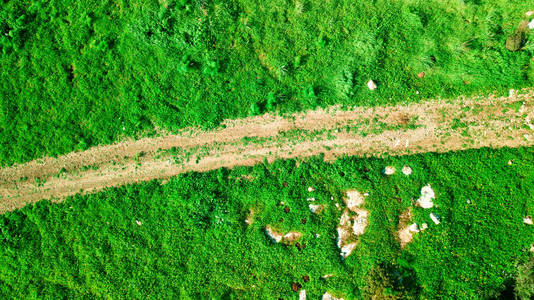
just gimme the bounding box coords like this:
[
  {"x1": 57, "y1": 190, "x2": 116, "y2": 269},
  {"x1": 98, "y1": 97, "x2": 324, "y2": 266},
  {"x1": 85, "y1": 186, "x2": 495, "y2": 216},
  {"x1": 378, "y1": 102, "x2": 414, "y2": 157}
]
[
  {"x1": 135, "y1": 220, "x2": 142, "y2": 226},
  {"x1": 529, "y1": 19, "x2": 534, "y2": 29},
  {"x1": 530, "y1": 244, "x2": 534, "y2": 252},
  {"x1": 322, "y1": 292, "x2": 344, "y2": 300},
  {"x1": 345, "y1": 190, "x2": 365, "y2": 211},
  {"x1": 416, "y1": 185, "x2": 435, "y2": 208},
  {"x1": 352, "y1": 209, "x2": 369, "y2": 236},
  {"x1": 509, "y1": 89, "x2": 516, "y2": 98},
  {"x1": 308, "y1": 187, "x2": 315, "y2": 192},
  {"x1": 402, "y1": 165, "x2": 412, "y2": 175},
  {"x1": 322, "y1": 274, "x2": 334, "y2": 279},
  {"x1": 367, "y1": 80, "x2": 377, "y2": 90},
  {"x1": 299, "y1": 289, "x2": 306, "y2": 300},
  {"x1": 309, "y1": 204, "x2": 324, "y2": 214},
  {"x1": 420, "y1": 223, "x2": 428, "y2": 230},
  {"x1": 265, "y1": 225, "x2": 283, "y2": 243},
  {"x1": 508, "y1": 160, "x2": 513, "y2": 166},
  {"x1": 307, "y1": 197, "x2": 316, "y2": 202},
  {"x1": 430, "y1": 213, "x2": 440, "y2": 225},
  {"x1": 524, "y1": 216, "x2": 533, "y2": 225},
  {"x1": 315, "y1": 233, "x2": 320, "y2": 238},
  {"x1": 339, "y1": 209, "x2": 351, "y2": 226},
  {"x1": 340, "y1": 242, "x2": 357, "y2": 258},
  {"x1": 526, "y1": 11, "x2": 534, "y2": 17},
  {"x1": 384, "y1": 166, "x2": 396, "y2": 175},
  {"x1": 283, "y1": 231, "x2": 303, "y2": 243},
  {"x1": 408, "y1": 223, "x2": 420, "y2": 233},
  {"x1": 336, "y1": 226, "x2": 351, "y2": 248}
]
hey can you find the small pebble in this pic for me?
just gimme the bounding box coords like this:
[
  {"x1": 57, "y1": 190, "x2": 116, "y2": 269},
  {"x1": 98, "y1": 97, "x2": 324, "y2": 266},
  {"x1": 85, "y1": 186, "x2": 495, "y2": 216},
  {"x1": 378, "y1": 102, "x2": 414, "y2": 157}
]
[{"x1": 367, "y1": 80, "x2": 377, "y2": 90}]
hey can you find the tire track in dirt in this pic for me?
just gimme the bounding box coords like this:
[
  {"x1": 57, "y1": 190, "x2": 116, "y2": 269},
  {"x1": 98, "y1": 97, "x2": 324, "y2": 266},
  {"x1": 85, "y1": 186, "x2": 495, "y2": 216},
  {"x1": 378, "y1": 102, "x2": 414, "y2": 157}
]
[{"x1": 1, "y1": 90, "x2": 533, "y2": 213}]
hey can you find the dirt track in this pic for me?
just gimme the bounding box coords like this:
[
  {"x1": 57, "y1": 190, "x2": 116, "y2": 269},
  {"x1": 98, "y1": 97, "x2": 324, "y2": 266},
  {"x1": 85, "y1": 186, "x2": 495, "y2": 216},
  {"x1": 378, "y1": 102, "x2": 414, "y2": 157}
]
[{"x1": 1, "y1": 89, "x2": 534, "y2": 213}]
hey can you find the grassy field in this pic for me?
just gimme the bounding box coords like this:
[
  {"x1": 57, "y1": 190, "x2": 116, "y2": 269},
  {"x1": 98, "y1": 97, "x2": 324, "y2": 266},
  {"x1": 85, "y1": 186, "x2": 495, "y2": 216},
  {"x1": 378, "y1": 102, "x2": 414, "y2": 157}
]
[
  {"x1": 1, "y1": 0, "x2": 534, "y2": 166},
  {"x1": 1, "y1": 146, "x2": 532, "y2": 299}
]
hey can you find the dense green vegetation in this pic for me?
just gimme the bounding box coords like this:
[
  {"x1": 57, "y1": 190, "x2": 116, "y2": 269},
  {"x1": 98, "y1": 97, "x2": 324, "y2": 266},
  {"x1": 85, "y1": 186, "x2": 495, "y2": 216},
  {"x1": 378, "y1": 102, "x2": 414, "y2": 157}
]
[
  {"x1": 1, "y1": 0, "x2": 534, "y2": 166},
  {"x1": 1, "y1": 147, "x2": 532, "y2": 298}
]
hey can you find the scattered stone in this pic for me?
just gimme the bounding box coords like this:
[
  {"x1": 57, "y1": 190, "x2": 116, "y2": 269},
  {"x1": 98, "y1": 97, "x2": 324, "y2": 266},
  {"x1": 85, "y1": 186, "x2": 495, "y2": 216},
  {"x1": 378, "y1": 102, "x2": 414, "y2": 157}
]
[
  {"x1": 527, "y1": 11, "x2": 534, "y2": 17},
  {"x1": 337, "y1": 205, "x2": 369, "y2": 258},
  {"x1": 337, "y1": 226, "x2": 351, "y2": 249},
  {"x1": 284, "y1": 206, "x2": 291, "y2": 213},
  {"x1": 402, "y1": 165, "x2": 412, "y2": 175},
  {"x1": 524, "y1": 216, "x2": 533, "y2": 225},
  {"x1": 315, "y1": 233, "x2": 320, "y2": 238},
  {"x1": 340, "y1": 242, "x2": 357, "y2": 259},
  {"x1": 529, "y1": 19, "x2": 534, "y2": 29},
  {"x1": 322, "y1": 292, "x2": 344, "y2": 300},
  {"x1": 430, "y1": 213, "x2": 440, "y2": 225},
  {"x1": 467, "y1": 199, "x2": 471, "y2": 204},
  {"x1": 299, "y1": 289, "x2": 306, "y2": 300},
  {"x1": 302, "y1": 275, "x2": 310, "y2": 282},
  {"x1": 420, "y1": 223, "x2": 428, "y2": 230},
  {"x1": 398, "y1": 207, "x2": 414, "y2": 247},
  {"x1": 409, "y1": 223, "x2": 420, "y2": 233},
  {"x1": 531, "y1": 244, "x2": 534, "y2": 252},
  {"x1": 508, "y1": 160, "x2": 513, "y2": 166},
  {"x1": 307, "y1": 197, "x2": 316, "y2": 202},
  {"x1": 416, "y1": 185, "x2": 435, "y2": 209},
  {"x1": 367, "y1": 80, "x2": 377, "y2": 90},
  {"x1": 291, "y1": 282, "x2": 302, "y2": 292},
  {"x1": 283, "y1": 231, "x2": 303, "y2": 244},
  {"x1": 309, "y1": 204, "x2": 324, "y2": 214},
  {"x1": 308, "y1": 187, "x2": 315, "y2": 192},
  {"x1": 344, "y1": 190, "x2": 365, "y2": 211},
  {"x1": 322, "y1": 274, "x2": 334, "y2": 279},
  {"x1": 384, "y1": 166, "x2": 396, "y2": 175},
  {"x1": 352, "y1": 209, "x2": 369, "y2": 236},
  {"x1": 265, "y1": 225, "x2": 283, "y2": 243},
  {"x1": 136, "y1": 220, "x2": 142, "y2": 226},
  {"x1": 417, "y1": 72, "x2": 425, "y2": 78}
]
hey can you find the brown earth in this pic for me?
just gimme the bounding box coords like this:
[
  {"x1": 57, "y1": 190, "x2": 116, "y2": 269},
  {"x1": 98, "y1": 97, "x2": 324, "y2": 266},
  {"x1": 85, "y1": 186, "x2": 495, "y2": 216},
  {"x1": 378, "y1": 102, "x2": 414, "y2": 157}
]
[{"x1": 1, "y1": 89, "x2": 534, "y2": 213}]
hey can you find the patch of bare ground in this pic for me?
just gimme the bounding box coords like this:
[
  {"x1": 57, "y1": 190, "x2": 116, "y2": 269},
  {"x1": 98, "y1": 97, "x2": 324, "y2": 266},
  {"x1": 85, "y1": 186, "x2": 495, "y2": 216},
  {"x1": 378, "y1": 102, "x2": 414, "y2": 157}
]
[{"x1": 1, "y1": 89, "x2": 534, "y2": 213}]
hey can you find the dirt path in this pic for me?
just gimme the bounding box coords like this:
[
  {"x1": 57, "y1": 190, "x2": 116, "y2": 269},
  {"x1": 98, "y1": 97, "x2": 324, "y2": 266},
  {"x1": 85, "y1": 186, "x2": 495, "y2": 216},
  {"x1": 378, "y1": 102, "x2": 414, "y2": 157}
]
[{"x1": 1, "y1": 90, "x2": 534, "y2": 213}]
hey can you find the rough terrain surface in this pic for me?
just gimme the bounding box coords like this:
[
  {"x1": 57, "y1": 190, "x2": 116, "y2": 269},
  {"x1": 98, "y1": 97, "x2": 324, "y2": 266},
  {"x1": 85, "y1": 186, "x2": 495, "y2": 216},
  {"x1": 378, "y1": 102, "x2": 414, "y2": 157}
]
[{"x1": 1, "y1": 89, "x2": 534, "y2": 213}]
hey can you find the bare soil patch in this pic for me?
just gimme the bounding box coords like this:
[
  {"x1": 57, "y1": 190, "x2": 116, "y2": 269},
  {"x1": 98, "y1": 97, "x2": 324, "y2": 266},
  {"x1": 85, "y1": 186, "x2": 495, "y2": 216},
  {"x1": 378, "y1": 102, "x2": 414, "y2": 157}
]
[{"x1": 1, "y1": 89, "x2": 534, "y2": 213}]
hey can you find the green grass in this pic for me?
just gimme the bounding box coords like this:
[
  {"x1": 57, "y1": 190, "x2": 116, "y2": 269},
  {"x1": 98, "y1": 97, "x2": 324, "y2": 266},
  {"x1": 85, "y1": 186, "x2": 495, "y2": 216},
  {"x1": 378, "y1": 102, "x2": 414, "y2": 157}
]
[
  {"x1": 0, "y1": 147, "x2": 532, "y2": 299},
  {"x1": 1, "y1": 0, "x2": 534, "y2": 166}
]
